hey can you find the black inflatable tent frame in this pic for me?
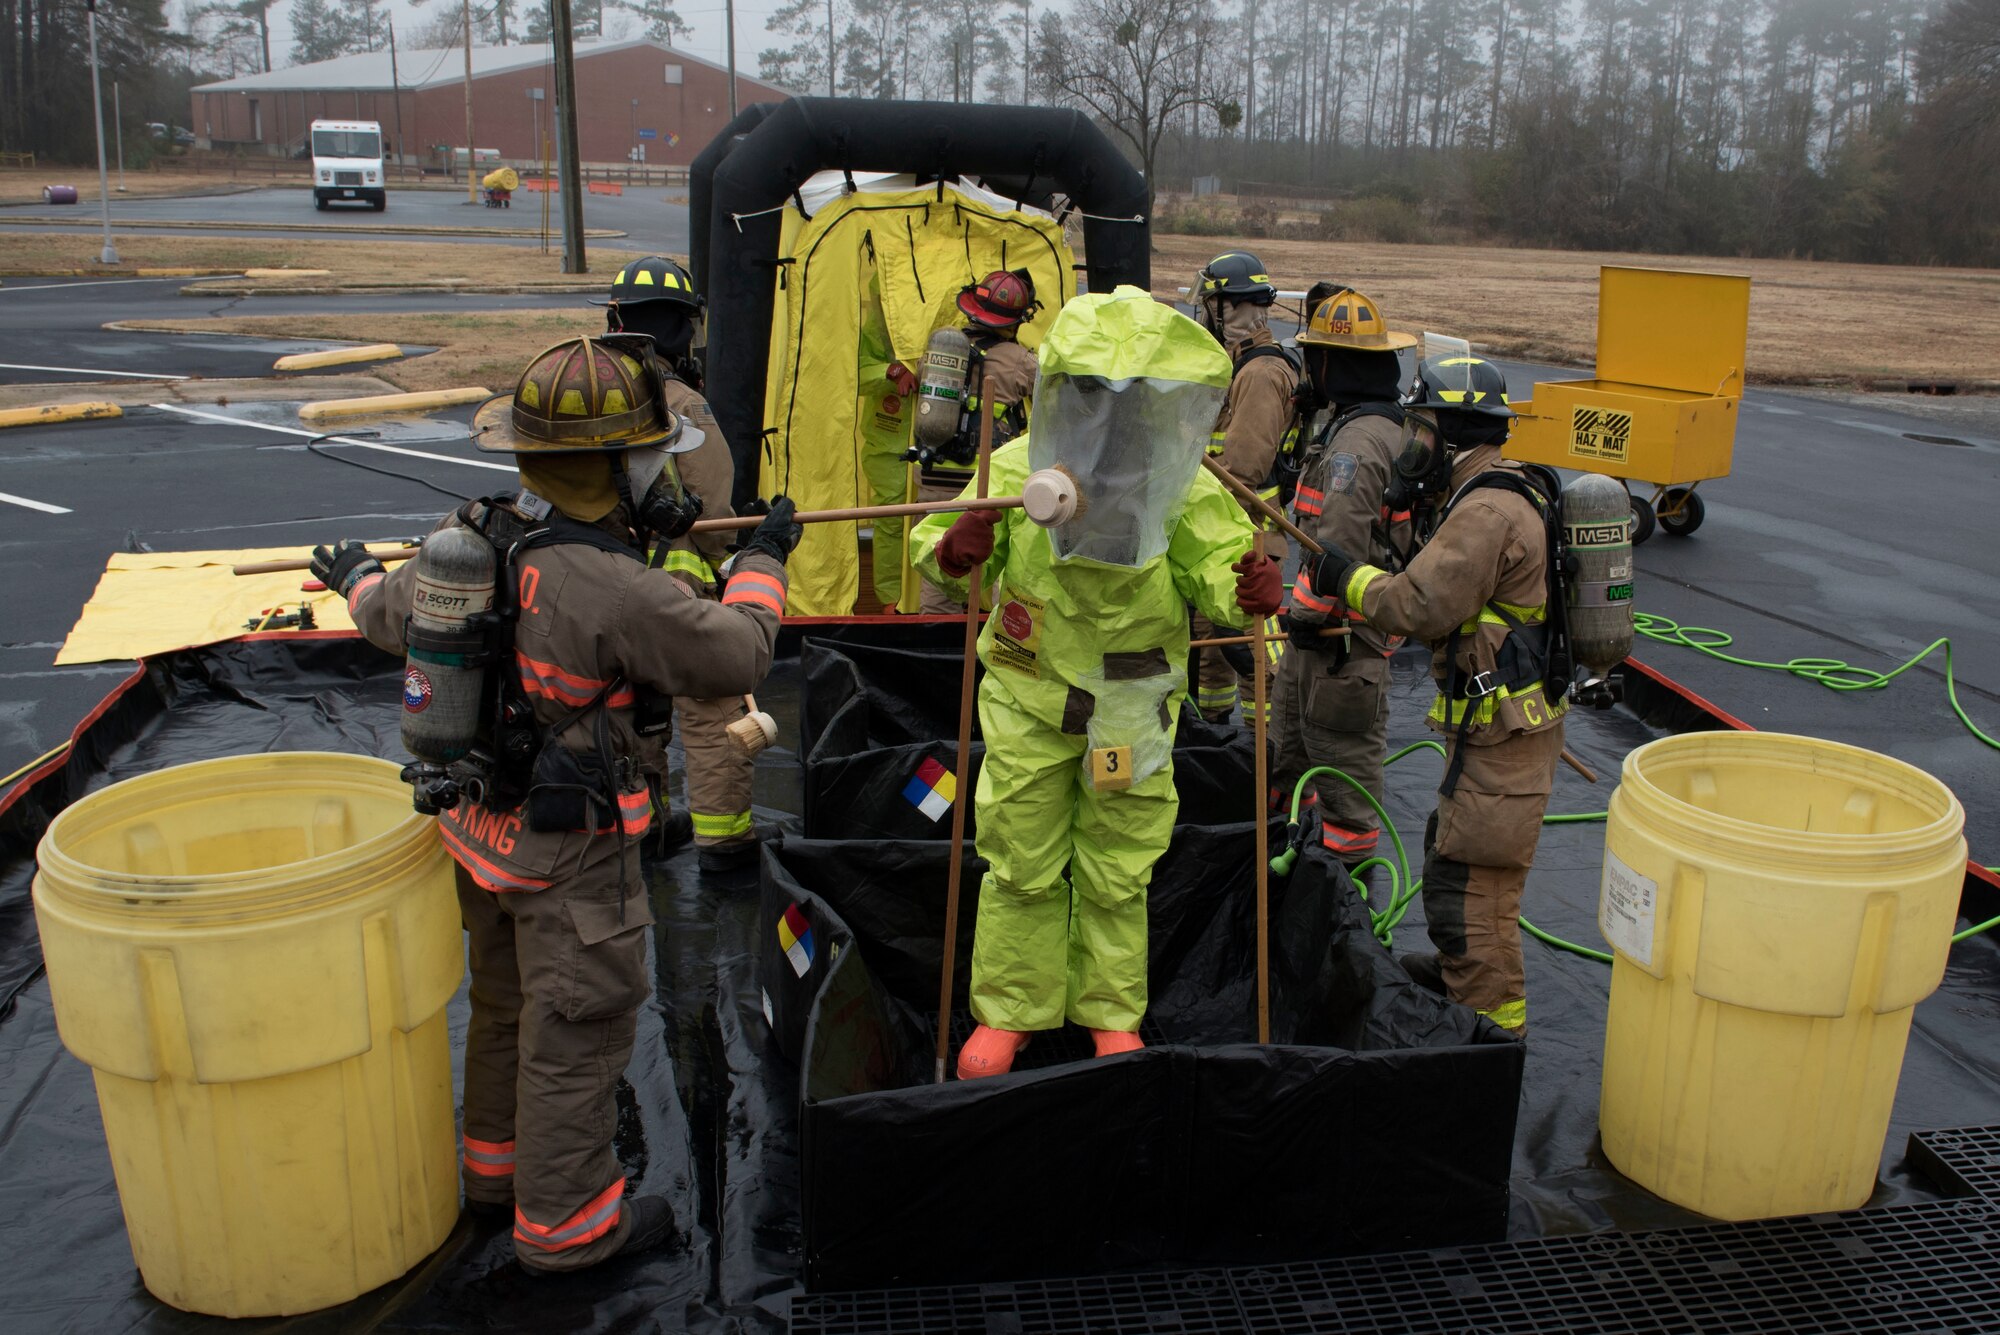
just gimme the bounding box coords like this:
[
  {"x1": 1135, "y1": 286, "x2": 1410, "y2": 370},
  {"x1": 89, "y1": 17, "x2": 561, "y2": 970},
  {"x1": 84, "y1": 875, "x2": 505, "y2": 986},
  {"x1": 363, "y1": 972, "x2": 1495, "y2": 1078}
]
[{"x1": 689, "y1": 97, "x2": 1152, "y2": 509}]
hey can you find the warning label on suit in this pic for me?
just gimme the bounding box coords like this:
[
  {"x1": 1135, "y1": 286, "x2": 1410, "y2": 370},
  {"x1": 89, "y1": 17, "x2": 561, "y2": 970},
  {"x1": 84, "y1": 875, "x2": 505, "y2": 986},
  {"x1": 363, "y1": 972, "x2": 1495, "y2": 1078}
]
[{"x1": 1569, "y1": 407, "x2": 1633, "y2": 463}]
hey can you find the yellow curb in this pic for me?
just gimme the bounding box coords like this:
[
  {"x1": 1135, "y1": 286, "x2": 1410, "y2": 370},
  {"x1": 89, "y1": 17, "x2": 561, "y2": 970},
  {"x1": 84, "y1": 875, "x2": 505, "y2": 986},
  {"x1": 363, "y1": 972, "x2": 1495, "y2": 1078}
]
[
  {"x1": 299, "y1": 387, "x2": 490, "y2": 421},
  {"x1": 244, "y1": 268, "x2": 334, "y2": 279},
  {"x1": 274, "y1": 343, "x2": 403, "y2": 371},
  {"x1": 134, "y1": 267, "x2": 239, "y2": 277},
  {"x1": 0, "y1": 401, "x2": 123, "y2": 429}
]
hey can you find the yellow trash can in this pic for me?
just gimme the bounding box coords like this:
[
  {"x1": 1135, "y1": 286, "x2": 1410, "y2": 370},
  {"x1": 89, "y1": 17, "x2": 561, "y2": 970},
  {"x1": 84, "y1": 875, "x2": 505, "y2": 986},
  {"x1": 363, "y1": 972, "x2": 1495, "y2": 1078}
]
[
  {"x1": 32, "y1": 753, "x2": 464, "y2": 1317},
  {"x1": 1597, "y1": 732, "x2": 1966, "y2": 1221}
]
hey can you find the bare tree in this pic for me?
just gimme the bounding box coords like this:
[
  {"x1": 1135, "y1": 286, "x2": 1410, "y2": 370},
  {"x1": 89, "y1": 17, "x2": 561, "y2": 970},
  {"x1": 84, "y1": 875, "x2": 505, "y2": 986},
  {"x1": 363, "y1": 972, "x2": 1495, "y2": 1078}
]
[{"x1": 1035, "y1": 0, "x2": 1240, "y2": 206}]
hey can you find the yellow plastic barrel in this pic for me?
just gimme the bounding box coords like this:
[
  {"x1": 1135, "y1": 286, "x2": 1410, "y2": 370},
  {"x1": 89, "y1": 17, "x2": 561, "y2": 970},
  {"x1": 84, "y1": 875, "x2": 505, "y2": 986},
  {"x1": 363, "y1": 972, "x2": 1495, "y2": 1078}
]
[
  {"x1": 1597, "y1": 732, "x2": 1966, "y2": 1221},
  {"x1": 483, "y1": 166, "x2": 519, "y2": 192},
  {"x1": 32, "y1": 753, "x2": 464, "y2": 1317}
]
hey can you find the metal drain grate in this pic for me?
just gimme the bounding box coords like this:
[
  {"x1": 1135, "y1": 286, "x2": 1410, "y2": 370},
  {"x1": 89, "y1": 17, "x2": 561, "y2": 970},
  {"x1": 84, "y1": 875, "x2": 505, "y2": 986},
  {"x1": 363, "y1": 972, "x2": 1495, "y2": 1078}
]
[{"x1": 793, "y1": 1126, "x2": 2000, "y2": 1334}]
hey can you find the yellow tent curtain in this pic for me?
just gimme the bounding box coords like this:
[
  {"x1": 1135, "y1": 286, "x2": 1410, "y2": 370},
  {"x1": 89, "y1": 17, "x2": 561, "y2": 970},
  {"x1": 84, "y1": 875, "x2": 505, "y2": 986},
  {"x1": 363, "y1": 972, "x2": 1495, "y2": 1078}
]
[{"x1": 759, "y1": 187, "x2": 1076, "y2": 615}]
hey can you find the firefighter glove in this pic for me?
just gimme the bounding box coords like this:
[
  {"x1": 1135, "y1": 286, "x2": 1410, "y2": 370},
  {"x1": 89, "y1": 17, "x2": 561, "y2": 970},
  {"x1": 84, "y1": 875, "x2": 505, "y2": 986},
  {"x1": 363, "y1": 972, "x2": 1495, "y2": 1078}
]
[
  {"x1": 886, "y1": 361, "x2": 918, "y2": 396},
  {"x1": 741, "y1": 495, "x2": 803, "y2": 564},
  {"x1": 1310, "y1": 542, "x2": 1362, "y2": 612},
  {"x1": 1232, "y1": 550, "x2": 1284, "y2": 617},
  {"x1": 936, "y1": 507, "x2": 1001, "y2": 578},
  {"x1": 312, "y1": 540, "x2": 384, "y2": 598}
]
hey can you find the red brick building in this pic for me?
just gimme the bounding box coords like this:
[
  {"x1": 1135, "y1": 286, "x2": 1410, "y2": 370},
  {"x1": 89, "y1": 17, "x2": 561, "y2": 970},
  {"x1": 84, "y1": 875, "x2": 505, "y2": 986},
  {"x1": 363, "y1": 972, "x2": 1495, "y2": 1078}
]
[{"x1": 190, "y1": 40, "x2": 790, "y2": 168}]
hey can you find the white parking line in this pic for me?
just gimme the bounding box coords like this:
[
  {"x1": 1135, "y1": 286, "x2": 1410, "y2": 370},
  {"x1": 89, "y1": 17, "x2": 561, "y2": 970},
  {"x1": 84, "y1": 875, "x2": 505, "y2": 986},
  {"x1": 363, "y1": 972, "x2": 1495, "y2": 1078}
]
[
  {"x1": 0, "y1": 490, "x2": 72, "y2": 514},
  {"x1": 0, "y1": 361, "x2": 191, "y2": 381},
  {"x1": 151, "y1": 402, "x2": 515, "y2": 472}
]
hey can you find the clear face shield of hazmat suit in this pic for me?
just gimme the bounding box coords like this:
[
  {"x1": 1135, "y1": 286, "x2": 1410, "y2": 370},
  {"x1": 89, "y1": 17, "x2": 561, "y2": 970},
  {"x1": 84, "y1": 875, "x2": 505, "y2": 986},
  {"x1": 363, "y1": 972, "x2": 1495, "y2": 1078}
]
[
  {"x1": 908, "y1": 286, "x2": 1252, "y2": 1075},
  {"x1": 1029, "y1": 368, "x2": 1223, "y2": 785}
]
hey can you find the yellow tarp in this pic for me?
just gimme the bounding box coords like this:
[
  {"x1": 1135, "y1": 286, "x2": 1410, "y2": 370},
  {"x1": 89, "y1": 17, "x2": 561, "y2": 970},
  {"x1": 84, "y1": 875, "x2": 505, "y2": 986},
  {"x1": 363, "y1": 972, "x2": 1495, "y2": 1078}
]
[
  {"x1": 57, "y1": 548, "x2": 359, "y2": 665},
  {"x1": 760, "y1": 186, "x2": 1077, "y2": 614}
]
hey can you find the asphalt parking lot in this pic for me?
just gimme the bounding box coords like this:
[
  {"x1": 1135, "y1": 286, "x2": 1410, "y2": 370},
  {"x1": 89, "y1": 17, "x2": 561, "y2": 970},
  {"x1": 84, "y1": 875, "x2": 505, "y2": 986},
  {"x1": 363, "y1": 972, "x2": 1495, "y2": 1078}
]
[
  {"x1": 1, "y1": 276, "x2": 1996, "y2": 855},
  {"x1": 0, "y1": 184, "x2": 686, "y2": 251}
]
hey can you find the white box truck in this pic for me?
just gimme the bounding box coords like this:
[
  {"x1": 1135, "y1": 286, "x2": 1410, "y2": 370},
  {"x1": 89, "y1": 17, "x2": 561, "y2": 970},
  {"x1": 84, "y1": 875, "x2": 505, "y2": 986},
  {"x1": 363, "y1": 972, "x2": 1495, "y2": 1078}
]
[{"x1": 310, "y1": 119, "x2": 385, "y2": 211}]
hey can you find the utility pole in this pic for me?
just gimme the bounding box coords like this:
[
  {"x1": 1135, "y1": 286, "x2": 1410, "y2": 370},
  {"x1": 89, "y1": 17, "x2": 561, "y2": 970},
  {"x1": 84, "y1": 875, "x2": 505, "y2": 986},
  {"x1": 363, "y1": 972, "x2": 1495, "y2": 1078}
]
[
  {"x1": 725, "y1": 0, "x2": 739, "y2": 117},
  {"x1": 550, "y1": 0, "x2": 587, "y2": 273},
  {"x1": 85, "y1": 0, "x2": 118, "y2": 264},
  {"x1": 462, "y1": 0, "x2": 477, "y2": 203},
  {"x1": 388, "y1": 17, "x2": 407, "y2": 181},
  {"x1": 825, "y1": 0, "x2": 835, "y2": 95},
  {"x1": 1245, "y1": 0, "x2": 1257, "y2": 146},
  {"x1": 1021, "y1": 1, "x2": 1030, "y2": 103},
  {"x1": 113, "y1": 81, "x2": 127, "y2": 191}
]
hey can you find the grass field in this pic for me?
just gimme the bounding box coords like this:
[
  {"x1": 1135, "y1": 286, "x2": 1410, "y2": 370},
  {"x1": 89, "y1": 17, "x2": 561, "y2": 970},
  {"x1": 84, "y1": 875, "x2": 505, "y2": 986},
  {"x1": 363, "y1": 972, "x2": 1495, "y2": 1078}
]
[
  {"x1": 36, "y1": 229, "x2": 2000, "y2": 391},
  {"x1": 1149, "y1": 236, "x2": 2000, "y2": 385},
  {"x1": 0, "y1": 232, "x2": 621, "y2": 286}
]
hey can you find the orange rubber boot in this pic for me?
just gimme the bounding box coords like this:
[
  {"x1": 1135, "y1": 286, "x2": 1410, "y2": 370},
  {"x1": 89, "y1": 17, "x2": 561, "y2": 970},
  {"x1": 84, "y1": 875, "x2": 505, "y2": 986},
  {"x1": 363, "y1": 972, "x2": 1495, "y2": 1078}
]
[
  {"x1": 1090, "y1": 1029, "x2": 1144, "y2": 1058},
  {"x1": 957, "y1": 1025, "x2": 1031, "y2": 1079}
]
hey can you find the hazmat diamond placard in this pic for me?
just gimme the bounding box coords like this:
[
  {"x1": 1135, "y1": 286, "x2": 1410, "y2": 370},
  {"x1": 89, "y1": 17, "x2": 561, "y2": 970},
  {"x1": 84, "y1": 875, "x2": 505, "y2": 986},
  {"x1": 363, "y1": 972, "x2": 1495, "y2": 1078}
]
[
  {"x1": 901, "y1": 756, "x2": 957, "y2": 822},
  {"x1": 777, "y1": 903, "x2": 815, "y2": 978}
]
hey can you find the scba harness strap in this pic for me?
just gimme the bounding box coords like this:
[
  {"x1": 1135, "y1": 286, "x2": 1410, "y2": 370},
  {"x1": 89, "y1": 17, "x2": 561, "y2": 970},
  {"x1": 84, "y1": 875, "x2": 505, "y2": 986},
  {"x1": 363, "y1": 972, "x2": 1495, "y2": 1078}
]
[
  {"x1": 1433, "y1": 464, "x2": 1574, "y2": 798},
  {"x1": 458, "y1": 494, "x2": 654, "y2": 828}
]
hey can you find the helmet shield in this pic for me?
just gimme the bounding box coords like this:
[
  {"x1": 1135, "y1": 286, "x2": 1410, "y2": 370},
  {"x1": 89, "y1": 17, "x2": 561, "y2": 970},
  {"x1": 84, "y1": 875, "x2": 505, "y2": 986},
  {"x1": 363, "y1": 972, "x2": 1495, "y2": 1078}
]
[{"x1": 1029, "y1": 372, "x2": 1223, "y2": 568}]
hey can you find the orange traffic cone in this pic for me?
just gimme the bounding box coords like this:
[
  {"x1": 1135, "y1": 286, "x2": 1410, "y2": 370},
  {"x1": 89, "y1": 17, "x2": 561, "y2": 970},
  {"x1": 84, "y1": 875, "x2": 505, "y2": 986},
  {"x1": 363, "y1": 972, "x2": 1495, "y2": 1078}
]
[
  {"x1": 957, "y1": 1025, "x2": 1032, "y2": 1079},
  {"x1": 1090, "y1": 1029, "x2": 1144, "y2": 1058}
]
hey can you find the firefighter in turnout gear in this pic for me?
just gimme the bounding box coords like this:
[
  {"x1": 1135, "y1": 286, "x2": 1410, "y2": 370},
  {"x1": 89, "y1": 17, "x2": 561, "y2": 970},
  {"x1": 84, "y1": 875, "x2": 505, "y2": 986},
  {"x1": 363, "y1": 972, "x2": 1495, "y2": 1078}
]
[
  {"x1": 600, "y1": 256, "x2": 765, "y2": 870},
  {"x1": 1301, "y1": 355, "x2": 1563, "y2": 1037},
  {"x1": 318, "y1": 336, "x2": 802, "y2": 1270},
  {"x1": 891, "y1": 268, "x2": 1042, "y2": 611},
  {"x1": 1191, "y1": 251, "x2": 1297, "y2": 724},
  {"x1": 1273, "y1": 288, "x2": 1417, "y2": 865}
]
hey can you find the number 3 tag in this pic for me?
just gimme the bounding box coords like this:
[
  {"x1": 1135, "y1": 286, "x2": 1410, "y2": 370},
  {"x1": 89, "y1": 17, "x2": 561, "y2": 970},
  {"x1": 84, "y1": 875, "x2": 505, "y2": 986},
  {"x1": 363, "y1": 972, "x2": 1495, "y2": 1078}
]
[{"x1": 1088, "y1": 746, "x2": 1133, "y2": 792}]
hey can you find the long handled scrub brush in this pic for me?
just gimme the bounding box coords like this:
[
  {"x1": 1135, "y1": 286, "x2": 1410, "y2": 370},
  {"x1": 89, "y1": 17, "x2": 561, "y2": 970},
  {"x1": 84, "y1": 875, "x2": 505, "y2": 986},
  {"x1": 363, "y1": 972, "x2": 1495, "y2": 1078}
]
[{"x1": 726, "y1": 695, "x2": 778, "y2": 759}]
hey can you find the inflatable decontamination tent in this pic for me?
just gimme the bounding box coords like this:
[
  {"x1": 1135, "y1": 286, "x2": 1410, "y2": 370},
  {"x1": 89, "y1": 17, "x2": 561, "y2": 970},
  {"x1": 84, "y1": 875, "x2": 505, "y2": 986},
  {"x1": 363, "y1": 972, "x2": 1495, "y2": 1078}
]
[
  {"x1": 758, "y1": 172, "x2": 1074, "y2": 614},
  {"x1": 691, "y1": 98, "x2": 1151, "y2": 614}
]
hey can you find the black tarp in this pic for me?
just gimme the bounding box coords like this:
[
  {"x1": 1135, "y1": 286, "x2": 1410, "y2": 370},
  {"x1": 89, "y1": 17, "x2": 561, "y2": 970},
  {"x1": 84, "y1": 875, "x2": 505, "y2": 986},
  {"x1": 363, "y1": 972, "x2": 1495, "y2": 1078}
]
[
  {"x1": 759, "y1": 834, "x2": 1522, "y2": 1290},
  {"x1": 797, "y1": 633, "x2": 1259, "y2": 840},
  {"x1": 2, "y1": 630, "x2": 1998, "y2": 1332}
]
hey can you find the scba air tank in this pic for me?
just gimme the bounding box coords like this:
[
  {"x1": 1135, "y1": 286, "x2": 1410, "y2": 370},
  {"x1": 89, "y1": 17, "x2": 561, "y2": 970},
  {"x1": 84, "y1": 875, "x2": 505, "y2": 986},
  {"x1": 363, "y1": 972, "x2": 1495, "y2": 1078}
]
[
  {"x1": 401, "y1": 524, "x2": 495, "y2": 770},
  {"x1": 913, "y1": 327, "x2": 973, "y2": 450},
  {"x1": 1562, "y1": 473, "x2": 1636, "y2": 684}
]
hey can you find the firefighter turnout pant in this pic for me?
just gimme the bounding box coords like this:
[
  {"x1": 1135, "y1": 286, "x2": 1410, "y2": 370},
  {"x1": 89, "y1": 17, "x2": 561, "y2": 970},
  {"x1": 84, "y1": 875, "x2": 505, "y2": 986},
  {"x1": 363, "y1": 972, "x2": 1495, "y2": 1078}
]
[
  {"x1": 675, "y1": 691, "x2": 756, "y2": 852},
  {"x1": 1190, "y1": 610, "x2": 1280, "y2": 726},
  {"x1": 1419, "y1": 722, "x2": 1564, "y2": 1033},
  {"x1": 455, "y1": 856, "x2": 654, "y2": 1271},
  {"x1": 916, "y1": 473, "x2": 974, "y2": 613},
  {"x1": 1272, "y1": 647, "x2": 1390, "y2": 863}
]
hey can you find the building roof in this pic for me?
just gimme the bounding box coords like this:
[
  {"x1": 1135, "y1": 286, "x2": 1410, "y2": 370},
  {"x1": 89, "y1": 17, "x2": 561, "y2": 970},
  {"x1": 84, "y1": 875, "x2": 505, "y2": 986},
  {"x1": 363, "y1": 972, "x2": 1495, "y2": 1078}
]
[{"x1": 193, "y1": 38, "x2": 788, "y2": 96}]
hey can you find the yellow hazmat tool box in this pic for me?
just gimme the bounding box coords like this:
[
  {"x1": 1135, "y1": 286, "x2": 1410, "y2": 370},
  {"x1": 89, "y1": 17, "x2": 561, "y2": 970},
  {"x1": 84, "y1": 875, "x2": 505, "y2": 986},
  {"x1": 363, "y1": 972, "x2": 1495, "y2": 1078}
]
[{"x1": 1507, "y1": 266, "x2": 1750, "y2": 540}]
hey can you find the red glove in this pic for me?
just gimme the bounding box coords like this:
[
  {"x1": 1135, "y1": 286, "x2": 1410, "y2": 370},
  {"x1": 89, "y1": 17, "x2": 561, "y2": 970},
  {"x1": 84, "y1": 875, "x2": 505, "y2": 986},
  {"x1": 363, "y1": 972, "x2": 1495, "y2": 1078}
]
[
  {"x1": 887, "y1": 361, "x2": 918, "y2": 396},
  {"x1": 1233, "y1": 551, "x2": 1284, "y2": 617},
  {"x1": 937, "y1": 509, "x2": 1002, "y2": 578}
]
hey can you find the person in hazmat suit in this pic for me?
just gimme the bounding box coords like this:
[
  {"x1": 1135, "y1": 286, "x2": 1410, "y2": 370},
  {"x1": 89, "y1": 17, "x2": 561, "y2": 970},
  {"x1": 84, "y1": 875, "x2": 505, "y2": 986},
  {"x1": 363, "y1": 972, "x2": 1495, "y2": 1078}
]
[
  {"x1": 909, "y1": 287, "x2": 1285, "y2": 1078},
  {"x1": 857, "y1": 264, "x2": 923, "y2": 609},
  {"x1": 1273, "y1": 288, "x2": 1417, "y2": 867},
  {"x1": 314, "y1": 335, "x2": 805, "y2": 1269},
  {"x1": 891, "y1": 267, "x2": 1043, "y2": 612},
  {"x1": 1190, "y1": 250, "x2": 1299, "y2": 725},
  {"x1": 1301, "y1": 355, "x2": 1564, "y2": 1037},
  {"x1": 598, "y1": 255, "x2": 768, "y2": 871}
]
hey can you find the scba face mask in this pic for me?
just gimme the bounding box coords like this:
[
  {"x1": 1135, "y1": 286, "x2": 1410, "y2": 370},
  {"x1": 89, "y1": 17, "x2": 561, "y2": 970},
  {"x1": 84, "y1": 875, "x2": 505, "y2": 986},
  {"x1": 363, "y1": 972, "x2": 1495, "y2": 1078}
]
[
  {"x1": 624, "y1": 425, "x2": 703, "y2": 540},
  {"x1": 1029, "y1": 372, "x2": 1225, "y2": 569}
]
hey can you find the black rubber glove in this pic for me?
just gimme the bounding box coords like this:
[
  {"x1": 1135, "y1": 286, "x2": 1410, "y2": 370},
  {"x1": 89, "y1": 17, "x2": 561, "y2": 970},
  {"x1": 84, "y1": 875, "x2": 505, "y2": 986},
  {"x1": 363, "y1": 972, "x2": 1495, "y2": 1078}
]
[
  {"x1": 638, "y1": 486, "x2": 703, "y2": 542},
  {"x1": 1285, "y1": 615, "x2": 1330, "y2": 653},
  {"x1": 741, "y1": 496, "x2": 803, "y2": 564},
  {"x1": 1310, "y1": 539, "x2": 1361, "y2": 610},
  {"x1": 311, "y1": 540, "x2": 385, "y2": 597}
]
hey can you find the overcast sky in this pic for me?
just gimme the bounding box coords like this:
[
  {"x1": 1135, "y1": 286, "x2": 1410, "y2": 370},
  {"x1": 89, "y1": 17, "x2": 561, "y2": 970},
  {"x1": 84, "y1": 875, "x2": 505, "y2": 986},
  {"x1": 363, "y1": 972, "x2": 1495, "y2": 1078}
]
[{"x1": 229, "y1": 0, "x2": 801, "y2": 74}]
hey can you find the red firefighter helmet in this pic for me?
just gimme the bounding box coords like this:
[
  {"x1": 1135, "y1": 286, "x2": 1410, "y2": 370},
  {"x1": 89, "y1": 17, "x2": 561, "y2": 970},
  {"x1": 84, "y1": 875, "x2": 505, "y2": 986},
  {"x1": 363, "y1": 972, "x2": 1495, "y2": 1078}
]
[{"x1": 957, "y1": 269, "x2": 1041, "y2": 329}]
